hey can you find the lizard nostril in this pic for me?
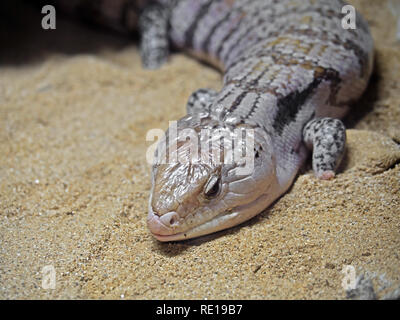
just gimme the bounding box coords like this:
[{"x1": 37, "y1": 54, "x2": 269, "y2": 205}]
[{"x1": 160, "y1": 212, "x2": 179, "y2": 227}]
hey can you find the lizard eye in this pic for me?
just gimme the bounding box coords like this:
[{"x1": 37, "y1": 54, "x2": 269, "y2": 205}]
[{"x1": 204, "y1": 174, "x2": 220, "y2": 198}]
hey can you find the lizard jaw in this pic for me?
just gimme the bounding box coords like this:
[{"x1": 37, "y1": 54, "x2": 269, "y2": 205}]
[{"x1": 147, "y1": 192, "x2": 272, "y2": 242}]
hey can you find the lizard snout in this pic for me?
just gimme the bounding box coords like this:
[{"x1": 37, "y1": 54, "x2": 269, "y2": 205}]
[{"x1": 147, "y1": 210, "x2": 179, "y2": 236}]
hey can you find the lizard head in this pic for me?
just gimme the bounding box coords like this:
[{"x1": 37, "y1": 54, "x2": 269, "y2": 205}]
[{"x1": 147, "y1": 114, "x2": 279, "y2": 241}]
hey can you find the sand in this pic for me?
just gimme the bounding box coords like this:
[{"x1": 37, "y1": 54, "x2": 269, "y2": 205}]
[{"x1": 0, "y1": 0, "x2": 399, "y2": 299}]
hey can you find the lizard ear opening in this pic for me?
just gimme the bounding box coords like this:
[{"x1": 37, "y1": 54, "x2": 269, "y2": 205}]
[{"x1": 204, "y1": 174, "x2": 220, "y2": 198}]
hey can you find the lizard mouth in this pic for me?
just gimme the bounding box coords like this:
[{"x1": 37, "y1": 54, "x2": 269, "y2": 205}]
[
  {"x1": 147, "y1": 192, "x2": 271, "y2": 242},
  {"x1": 147, "y1": 209, "x2": 241, "y2": 241}
]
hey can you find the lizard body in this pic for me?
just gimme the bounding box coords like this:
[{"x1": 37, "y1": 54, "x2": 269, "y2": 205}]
[{"x1": 51, "y1": 0, "x2": 374, "y2": 241}]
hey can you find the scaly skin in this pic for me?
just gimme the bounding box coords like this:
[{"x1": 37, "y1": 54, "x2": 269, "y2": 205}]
[
  {"x1": 51, "y1": 0, "x2": 374, "y2": 241},
  {"x1": 148, "y1": 0, "x2": 373, "y2": 241}
]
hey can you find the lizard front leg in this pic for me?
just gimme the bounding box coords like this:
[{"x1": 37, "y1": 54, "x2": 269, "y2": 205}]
[
  {"x1": 303, "y1": 117, "x2": 346, "y2": 180},
  {"x1": 139, "y1": 4, "x2": 170, "y2": 69}
]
